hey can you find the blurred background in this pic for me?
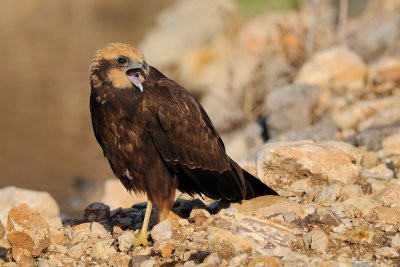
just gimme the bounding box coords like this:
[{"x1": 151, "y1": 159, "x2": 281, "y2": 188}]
[{"x1": 1, "y1": 0, "x2": 400, "y2": 217}]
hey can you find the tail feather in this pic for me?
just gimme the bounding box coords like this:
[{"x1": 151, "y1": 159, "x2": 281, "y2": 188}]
[{"x1": 242, "y1": 168, "x2": 278, "y2": 199}]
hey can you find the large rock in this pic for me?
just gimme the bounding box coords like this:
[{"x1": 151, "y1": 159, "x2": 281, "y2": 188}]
[
  {"x1": 255, "y1": 141, "x2": 362, "y2": 187},
  {"x1": 0, "y1": 186, "x2": 59, "y2": 224},
  {"x1": 224, "y1": 122, "x2": 264, "y2": 162},
  {"x1": 211, "y1": 210, "x2": 303, "y2": 251},
  {"x1": 140, "y1": 0, "x2": 235, "y2": 69},
  {"x1": 207, "y1": 226, "x2": 253, "y2": 259},
  {"x1": 7, "y1": 203, "x2": 50, "y2": 262},
  {"x1": 382, "y1": 132, "x2": 400, "y2": 155},
  {"x1": 266, "y1": 84, "x2": 321, "y2": 137},
  {"x1": 295, "y1": 46, "x2": 367, "y2": 95},
  {"x1": 349, "y1": 124, "x2": 400, "y2": 151},
  {"x1": 273, "y1": 116, "x2": 337, "y2": 142},
  {"x1": 333, "y1": 96, "x2": 400, "y2": 131},
  {"x1": 151, "y1": 219, "x2": 173, "y2": 243}
]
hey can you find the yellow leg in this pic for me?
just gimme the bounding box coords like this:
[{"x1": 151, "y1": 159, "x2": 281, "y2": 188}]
[{"x1": 133, "y1": 201, "x2": 152, "y2": 247}]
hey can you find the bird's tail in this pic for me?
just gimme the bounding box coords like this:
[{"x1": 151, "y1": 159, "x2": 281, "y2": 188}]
[{"x1": 242, "y1": 168, "x2": 278, "y2": 199}]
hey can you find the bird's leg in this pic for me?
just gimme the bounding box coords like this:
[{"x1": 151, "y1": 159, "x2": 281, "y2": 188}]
[{"x1": 133, "y1": 200, "x2": 152, "y2": 247}]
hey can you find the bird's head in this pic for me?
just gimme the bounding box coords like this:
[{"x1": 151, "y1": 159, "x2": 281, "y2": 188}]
[{"x1": 90, "y1": 43, "x2": 149, "y2": 92}]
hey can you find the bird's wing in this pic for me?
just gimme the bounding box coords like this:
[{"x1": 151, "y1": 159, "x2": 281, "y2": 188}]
[{"x1": 146, "y1": 78, "x2": 231, "y2": 173}]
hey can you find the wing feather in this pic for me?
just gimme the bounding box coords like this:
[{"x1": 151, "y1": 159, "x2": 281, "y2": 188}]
[{"x1": 146, "y1": 79, "x2": 230, "y2": 173}]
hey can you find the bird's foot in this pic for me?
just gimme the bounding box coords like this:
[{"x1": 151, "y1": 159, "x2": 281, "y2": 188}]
[{"x1": 133, "y1": 231, "x2": 149, "y2": 247}]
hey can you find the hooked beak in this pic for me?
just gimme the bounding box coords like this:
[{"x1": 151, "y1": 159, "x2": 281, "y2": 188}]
[{"x1": 126, "y1": 61, "x2": 149, "y2": 92}]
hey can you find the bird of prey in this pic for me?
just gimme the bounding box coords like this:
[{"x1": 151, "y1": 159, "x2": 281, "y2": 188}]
[{"x1": 89, "y1": 43, "x2": 278, "y2": 246}]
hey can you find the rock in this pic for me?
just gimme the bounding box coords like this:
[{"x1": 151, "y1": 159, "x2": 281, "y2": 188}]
[
  {"x1": 229, "y1": 254, "x2": 248, "y2": 266},
  {"x1": 0, "y1": 186, "x2": 59, "y2": 224},
  {"x1": 347, "y1": 227, "x2": 379, "y2": 245},
  {"x1": 7, "y1": 203, "x2": 50, "y2": 262},
  {"x1": 101, "y1": 179, "x2": 148, "y2": 210},
  {"x1": 153, "y1": 240, "x2": 175, "y2": 258},
  {"x1": 0, "y1": 219, "x2": 4, "y2": 239},
  {"x1": 37, "y1": 258, "x2": 58, "y2": 267},
  {"x1": 140, "y1": 0, "x2": 235, "y2": 69},
  {"x1": 67, "y1": 243, "x2": 85, "y2": 259},
  {"x1": 295, "y1": 46, "x2": 367, "y2": 94},
  {"x1": 361, "y1": 163, "x2": 394, "y2": 180},
  {"x1": 139, "y1": 259, "x2": 156, "y2": 267},
  {"x1": 315, "y1": 184, "x2": 342, "y2": 204},
  {"x1": 256, "y1": 140, "x2": 362, "y2": 187},
  {"x1": 266, "y1": 84, "x2": 321, "y2": 137},
  {"x1": 316, "y1": 208, "x2": 341, "y2": 226},
  {"x1": 342, "y1": 196, "x2": 380, "y2": 218},
  {"x1": 229, "y1": 195, "x2": 289, "y2": 213},
  {"x1": 369, "y1": 58, "x2": 400, "y2": 90},
  {"x1": 349, "y1": 124, "x2": 400, "y2": 151},
  {"x1": 211, "y1": 210, "x2": 302, "y2": 250},
  {"x1": 248, "y1": 256, "x2": 280, "y2": 267},
  {"x1": 47, "y1": 244, "x2": 67, "y2": 254},
  {"x1": 207, "y1": 226, "x2": 252, "y2": 258},
  {"x1": 349, "y1": 13, "x2": 400, "y2": 62},
  {"x1": 18, "y1": 257, "x2": 36, "y2": 267},
  {"x1": 309, "y1": 229, "x2": 329, "y2": 253},
  {"x1": 375, "y1": 247, "x2": 399, "y2": 259},
  {"x1": 273, "y1": 116, "x2": 337, "y2": 142},
  {"x1": 189, "y1": 209, "x2": 210, "y2": 225},
  {"x1": 69, "y1": 222, "x2": 109, "y2": 244},
  {"x1": 339, "y1": 185, "x2": 363, "y2": 200},
  {"x1": 118, "y1": 230, "x2": 135, "y2": 252},
  {"x1": 373, "y1": 206, "x2": 400, "y2": 224},
  {"x1": 333, "y1": 96, "x2": 400, "y2": 131},
  {"x1": 374, "y1": 184, "x2": 400, "y2": 205},
  {"x1": 368, "y1": 179, "x2": 390, "y2": 194},
  {"x1": 151, "y1": 219, "x2": 172, "y2": 242},
  {"x1": 391, "y1": 234, "x2": 400, "y2": 248},
  {"x1": 83, "y1": 202, "x2": 110, "y2": 222},
  {"x1": 90, "y1": 238, "x2": 117, "y2": 260},
  {"x1": 45, "y1": 217, "x2": 62, "y2": 231},
  {"x1": 224, "y1": 122, "x2": 264, "y2": 162},
  {"x1": 202, "y1": 252, "x2": 221, "y2": 266},
  {"x1": 360, "y1": 149, "x2": 380, "y2": 169},
  {"x1": 129, "y1": 255, "x2": 151, "y2": 267},
  {"x1": 290, "y1": 178, "x2": 312, "y2": 193},
  {"x1": 253, "y1": 201, "x2": 306, "y2": 220},
  {"x1": 382, "y1": 132, "x2": 400, "y2": 155}
]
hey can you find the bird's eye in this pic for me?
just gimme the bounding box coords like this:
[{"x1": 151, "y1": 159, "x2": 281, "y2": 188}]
[{"x1": 116, "y1": 56, "x2": 128, "y2": 66}]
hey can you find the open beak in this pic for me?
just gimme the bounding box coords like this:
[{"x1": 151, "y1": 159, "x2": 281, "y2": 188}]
[{"x1": 126, "y1": 61, "x2": 149, "y2": 92}]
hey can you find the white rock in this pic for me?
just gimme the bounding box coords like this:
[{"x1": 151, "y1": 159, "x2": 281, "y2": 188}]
[
  {"x1": 309, "y1": 229, "x2": 329, "y2": 253},
  {"x1": 151, "y1": 219, "x2": 172, "y2": 242},
  {"x1": 391, "y1": 234, "x2": 400, "y2": 248},
  {"x1": 140, "y1": 259, "x2": 156, "y2": 267},
  {"x1": 0, "y1": 186, "x2": 59, "y2": 224},
  {"x1": 90, "y1": 238, "x2": 116, "y2": 260},
  {"x1": 296, "y1": 46, "x2": 367, "y2": 94},
  {"x1": 37, "y1": 258, "x2": 58, "y2": 267},
  {"x1": 70, "y1": 222, "x2": 109, "y2": 244},
  {"x1": 118, "y1": 231, "x2": 135, "y2": 252},
  {"x1": 256, "y1": 140, "x2": 362, "y2": 186},
  {"x1": 315, "y1": 184, "x2": 342, "y2": 204}
]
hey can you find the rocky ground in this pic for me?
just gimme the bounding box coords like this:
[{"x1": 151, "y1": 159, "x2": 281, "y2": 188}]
[
  {"x1": 1, "y1": 138, "x2": 400, "y2": 266},
  {"x1": 2, "y1": 0, "x2": 400, "y2": 266}
]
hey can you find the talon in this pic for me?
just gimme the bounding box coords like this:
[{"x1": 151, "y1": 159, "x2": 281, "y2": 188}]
[{"x1": 133, "y1": 231, "x2": 149, "y2": 247}]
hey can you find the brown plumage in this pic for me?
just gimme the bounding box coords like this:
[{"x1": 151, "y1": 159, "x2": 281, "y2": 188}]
[{"x1": 89, "y1": 43, "x2": 277, "y2": 246}]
